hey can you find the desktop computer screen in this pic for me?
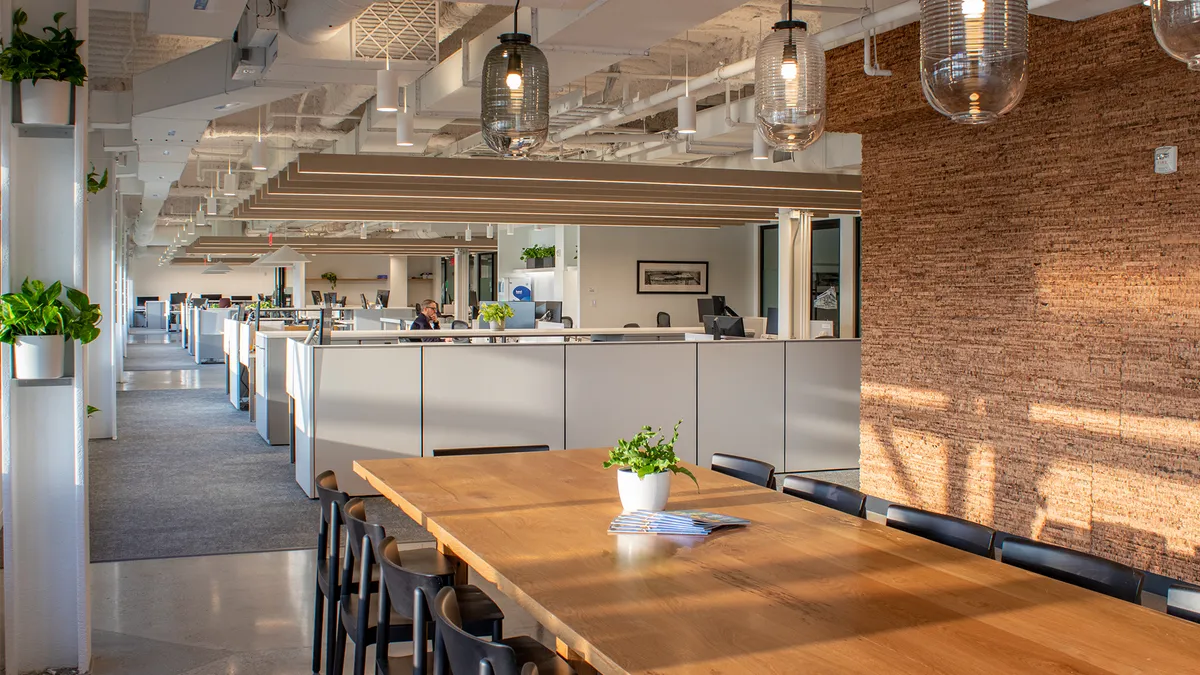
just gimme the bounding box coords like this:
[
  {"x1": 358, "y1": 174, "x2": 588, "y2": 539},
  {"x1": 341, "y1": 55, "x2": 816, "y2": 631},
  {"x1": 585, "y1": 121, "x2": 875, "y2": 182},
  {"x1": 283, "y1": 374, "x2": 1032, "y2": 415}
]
[
  {"x1": 136, "y1": 296, "x2": 159, "y2": 306},
  {"x1": 697, "y1": 298, "x2": 715, "y2": 323},
  {"x1": 534, "y1": 301, "x2": 562, "y2": 322},
  {"x1": 376, "y1": 289, "x2": 390, "y2": 308},
  {"x1": 704, "y1": 315, "x2": 745, "y2": 339},
  {"x1": 766, "y1": 307, "x2": 779, "y2": 335}
]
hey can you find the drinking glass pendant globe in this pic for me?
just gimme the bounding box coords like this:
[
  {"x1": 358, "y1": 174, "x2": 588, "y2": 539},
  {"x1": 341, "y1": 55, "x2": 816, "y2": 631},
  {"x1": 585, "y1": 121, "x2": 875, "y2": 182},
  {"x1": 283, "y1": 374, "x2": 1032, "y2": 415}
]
[
  {"x1": 920, "y1": 0, "x2": 1029, "y2": 124},
  {"x1": 1151, "y1": 0, "x2": 1200, "y2": 70},
  {"x1": 754, "y1": 9, "x2": 826, "y2": 152},
  {"x1": 481, "y1": 2, "x2": 549, "y2": 158}
]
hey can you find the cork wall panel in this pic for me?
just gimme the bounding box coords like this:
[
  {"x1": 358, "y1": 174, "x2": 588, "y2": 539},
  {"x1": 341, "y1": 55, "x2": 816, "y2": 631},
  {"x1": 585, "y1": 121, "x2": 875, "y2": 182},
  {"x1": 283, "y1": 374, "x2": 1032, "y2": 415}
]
[{"x1": 837, "y1": 7, "x2": 1200, "y2": 582}]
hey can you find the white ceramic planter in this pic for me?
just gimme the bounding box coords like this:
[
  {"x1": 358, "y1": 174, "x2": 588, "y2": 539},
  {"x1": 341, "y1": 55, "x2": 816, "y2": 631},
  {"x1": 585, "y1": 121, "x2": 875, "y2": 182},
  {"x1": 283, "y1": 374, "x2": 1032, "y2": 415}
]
[
  {"x1": 20, "y1": 80, "x2": 72, "y2": 125},
  {"x1": 13, "y1": 335, "x2": 66, "y2": 379},
  {"x1": 617, "y1": 469, "x2": 671, "y2": 512},
  {"x1": 489, "y1": 319, "x2": 505, "y2": 331}
]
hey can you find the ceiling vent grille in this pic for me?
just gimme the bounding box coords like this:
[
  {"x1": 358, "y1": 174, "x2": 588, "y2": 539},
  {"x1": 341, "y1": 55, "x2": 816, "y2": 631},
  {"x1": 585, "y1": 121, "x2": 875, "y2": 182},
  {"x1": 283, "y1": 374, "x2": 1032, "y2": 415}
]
[{"x1": 353, "y1": 1, "x2": 439, "y2": 62}]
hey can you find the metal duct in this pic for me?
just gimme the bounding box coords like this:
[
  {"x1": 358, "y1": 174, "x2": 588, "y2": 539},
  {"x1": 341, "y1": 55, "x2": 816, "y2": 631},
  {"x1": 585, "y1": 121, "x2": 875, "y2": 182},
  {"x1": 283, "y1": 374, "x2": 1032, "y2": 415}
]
[{"x1": 280, "y1": 0, "x2": 378, "y2": 45}]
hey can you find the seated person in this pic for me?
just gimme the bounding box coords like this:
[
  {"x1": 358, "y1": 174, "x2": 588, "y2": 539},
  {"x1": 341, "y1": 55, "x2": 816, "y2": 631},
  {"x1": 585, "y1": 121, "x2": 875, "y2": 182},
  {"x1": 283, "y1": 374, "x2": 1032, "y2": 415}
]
[{"x1": 410, "y1": 299, "x2": 445, "y2": 342}]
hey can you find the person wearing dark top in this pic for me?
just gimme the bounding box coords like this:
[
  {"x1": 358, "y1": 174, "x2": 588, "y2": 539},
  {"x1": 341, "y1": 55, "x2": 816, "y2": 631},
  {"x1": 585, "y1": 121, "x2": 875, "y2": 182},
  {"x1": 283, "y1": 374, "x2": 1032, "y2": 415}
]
[{"x1": 411, "y1": 299, "x2": 444, "y2": 342}]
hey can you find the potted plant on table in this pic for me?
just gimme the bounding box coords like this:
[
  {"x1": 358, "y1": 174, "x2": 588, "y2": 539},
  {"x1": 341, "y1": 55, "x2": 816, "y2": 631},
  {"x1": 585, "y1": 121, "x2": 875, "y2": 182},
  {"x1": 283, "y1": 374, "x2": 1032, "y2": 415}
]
[
  {"x1": 480, "y1": 301, "x2": 515, "y2": 331},
  {"x1": 320, "y1": 271, "x2": 338, "y2": 291},
  {"x1": 0, "y1": 278, "x2": 102, "y2": 379},
  {"x1": 520, "y1": 245, "x2": 556, "y2": 269},
  {"x1": 604, "y1": 421, "x2": 697, "y2": 512},
  {"x1": 0, "y1": 9, "x2": 87, "y2": 125}
]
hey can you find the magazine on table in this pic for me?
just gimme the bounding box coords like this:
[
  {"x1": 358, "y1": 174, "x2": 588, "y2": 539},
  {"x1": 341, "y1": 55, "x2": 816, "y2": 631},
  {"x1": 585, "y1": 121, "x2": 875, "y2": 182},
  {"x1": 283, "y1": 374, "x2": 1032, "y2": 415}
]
[{"x1": 608, "y1": 510, "x2": 750, "y2": 536}]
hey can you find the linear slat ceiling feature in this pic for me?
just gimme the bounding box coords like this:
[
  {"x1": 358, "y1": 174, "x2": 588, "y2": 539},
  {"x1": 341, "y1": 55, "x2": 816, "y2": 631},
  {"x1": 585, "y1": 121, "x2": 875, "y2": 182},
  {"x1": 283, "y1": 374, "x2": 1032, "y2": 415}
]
[
  {"x1": 231, "y1": 154, "x2": 862, "y2": 226},
  {"x1": 182, "y1": 236, "x2": 498, "y2": 258}
]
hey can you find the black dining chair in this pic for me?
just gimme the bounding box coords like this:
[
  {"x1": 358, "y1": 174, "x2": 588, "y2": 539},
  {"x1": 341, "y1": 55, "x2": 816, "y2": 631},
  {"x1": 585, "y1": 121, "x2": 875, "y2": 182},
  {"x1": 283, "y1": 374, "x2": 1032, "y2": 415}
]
[
  {"x1": 885, "y1": 504, "x2": 996, "y2": 557},
  {"x1": 782, "y1": 475, "x2": 866, "y2": 518},
  {"x1": 432, "y1": 445, "x2": 550, "y2": 457},
  {"x1": 1000, "y1": 538, "x2": 1145, "y2": 603},
  {"x1": 433, "y1": 587, "x2": 575, "y2": 675},
  {"x1": 376, "y1": 536, "x2": 506, "y2": 675},
  {"x1": 656, "y1": 312, "x2": 671, "y2": 327},
  {"x1": 1168, "y1": 585, "x2": 1200, "y2": 624},
  {"x1": 710, "y1": 453, "x2": 776, "y2": 489},
  {"x1": 313, "y1": 470, "x2": 350, "y2": 675}
]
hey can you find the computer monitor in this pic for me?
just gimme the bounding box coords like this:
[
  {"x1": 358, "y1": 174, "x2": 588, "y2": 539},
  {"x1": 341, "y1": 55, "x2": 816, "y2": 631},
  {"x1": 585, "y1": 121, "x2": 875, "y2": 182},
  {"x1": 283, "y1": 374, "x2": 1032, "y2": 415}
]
[
  {"x1": 697, "y1": 298, "x2": 715, "y2": 323},
  {"x1": 323, "y1": 292, "x2": 337, "y2": 307},
  {"x1": 711, "y1": 295, "x2": 727, "y2": 318},
  {"x1": 311, "y1": 290, "x2": 322, "y2": 305},
  {"x1": 136, "y1": 296, "x2": 159, "y2": 306},
  {"x1": 707, "y1": 315, "x2": 745, "y2": 339},
  {"x1": 766, "y1": 307, "x2": 779, "y2": 335},
  {"x1": 360, "y1": 293, "x2": 369, "y2": 309},
  {"x1": 231, "y1": 295, "x2": 252, "y2": 302},
  {"x1": 168, "y1": 293, "x2": 187, "y2": 305},
  {"x1": 376, "y1": 289, "x2": 390, "y2": 308},
  {"x1": 534, "y1": 301, "x2": 562, "y2": 322},
  {"x1": 200, "y1": 293, "x2": 222, "y2": 301}
]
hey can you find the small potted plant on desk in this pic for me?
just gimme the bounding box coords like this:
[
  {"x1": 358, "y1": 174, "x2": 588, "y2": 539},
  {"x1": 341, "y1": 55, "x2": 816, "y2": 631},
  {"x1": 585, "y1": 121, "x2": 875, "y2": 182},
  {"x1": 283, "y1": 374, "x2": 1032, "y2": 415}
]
[
  {"x1": 604, "y1": 421, "x2": 697, "y2": 512},
  {"x1": 0, "y1": 9, "x2": 87, "y2": 125},
  {"x1": 521, "y1": 245, "x2": 556, "y2": 269},
  {"x1": 0, "y1": 278, "x2": 101, "y2": 379},
  {"x1": 480, "y1": 301, "x2": 515, "y2": 331}
]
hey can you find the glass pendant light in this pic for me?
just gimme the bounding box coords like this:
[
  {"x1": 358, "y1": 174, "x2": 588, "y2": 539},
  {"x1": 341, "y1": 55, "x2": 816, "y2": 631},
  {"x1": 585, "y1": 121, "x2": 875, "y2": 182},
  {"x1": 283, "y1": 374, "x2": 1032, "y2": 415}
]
[
  {"x1": 1151, "y1": 0, "x2": 1200, "y2": 70},
  {"x1": 754, "y1": 2, "x2": 826, "y2": 151},
  {"x1": 481, "y1": 0, "x2": 549, "y2": 157},
  {"x1": 920, "y1": 0, "x2": 1029, "y2": 124}
]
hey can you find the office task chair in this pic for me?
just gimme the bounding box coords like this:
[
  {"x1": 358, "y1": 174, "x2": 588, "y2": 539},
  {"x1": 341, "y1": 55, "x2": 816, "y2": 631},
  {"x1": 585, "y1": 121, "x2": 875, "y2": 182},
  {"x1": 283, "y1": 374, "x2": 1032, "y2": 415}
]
[
  {"x1": 450, "y1": 319, "x2": 471, "y2": 344},
  {"x1": 338, "y1": 296, "x2": 347, "y2": 307},
  {"x1": 562, "y1": 316, "x2": 574, "y2": 328},
  {"x1": 657, "y1": 312, "x2": 671, "y2": 327},
  {"x1": 1000, "y1": 538, "x2": 1144, "y2": 603},
  {"x1": 312, "y1": 290, "x2": 323, "y2": 305},
  {"x1": 782, "y1": 475, "x2": 867, "y2": 518},
  {"x1": 623, "y1": 323, "x2": 640, "y2": 328},
  {"x1": 710, "y1": 454, "x2": 776, "y2": 489},
  {"x1": 885, "y1": 504, "x2": 996, "y2": 557}
]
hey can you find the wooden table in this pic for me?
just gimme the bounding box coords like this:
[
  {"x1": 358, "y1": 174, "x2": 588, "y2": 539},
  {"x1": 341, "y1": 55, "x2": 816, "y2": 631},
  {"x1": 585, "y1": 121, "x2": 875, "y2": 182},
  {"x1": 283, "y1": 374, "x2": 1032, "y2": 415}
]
[{"x1": 356, "y1": 449, "x2": 1200, "y2": 675}]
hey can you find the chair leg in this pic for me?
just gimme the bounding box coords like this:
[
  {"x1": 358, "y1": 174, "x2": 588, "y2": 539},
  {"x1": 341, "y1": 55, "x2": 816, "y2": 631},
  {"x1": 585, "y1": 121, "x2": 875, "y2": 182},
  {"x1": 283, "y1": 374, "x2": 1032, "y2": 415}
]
[
  {"x1": 324, "y1": 590, "x2": 340, "y2": 674},
  {"x1": 311, "y1": 582, "x2": 325, "y2": 674},
  {"x1": 491, "y1": 618, "x2": 503, "y2": 642},
  {"x1": 352, "y1": 633, "x2": 368, "y2": 675},
  {"x1": 330, "y1": 614, "x2": 347, "y2": 675}
]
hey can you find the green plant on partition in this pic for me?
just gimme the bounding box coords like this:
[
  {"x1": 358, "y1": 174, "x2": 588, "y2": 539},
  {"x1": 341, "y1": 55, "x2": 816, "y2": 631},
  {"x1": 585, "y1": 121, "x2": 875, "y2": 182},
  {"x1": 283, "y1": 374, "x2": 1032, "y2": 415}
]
[
  {"x1": 519, "y1": 245, "x2": 556, "y2": 261},
  {"x1": 87, "y1": 405, "x2": 99, "y2": 418},
  {"x1": 0, "y1": 278, "x2": 102, "y2": 344},
  {"x1": 0, "y1": 10, "x2": 87, "y2": 86},
  {"x1": 320, "y1": 271, "x2": 338, "y2": 289},
  {"x1": 603, "y1": 420, "x2": 697, "y2": 485},
  {"x1": 479, "y1": 301, "x2": 515, "y2": 323},
  {"x1": 87, "y1": 164, "x2": 108, "y2": 194}
]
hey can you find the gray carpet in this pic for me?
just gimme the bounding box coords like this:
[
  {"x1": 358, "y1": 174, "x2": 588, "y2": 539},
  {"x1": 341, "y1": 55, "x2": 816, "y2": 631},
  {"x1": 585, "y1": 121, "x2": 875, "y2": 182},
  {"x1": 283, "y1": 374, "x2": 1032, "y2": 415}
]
[
  {"x1": 123, "y1": 341, "x2": 201, "y2": 371},
  {"x1": 90, "y1": 388, "x2": 430, "y2": 562}
]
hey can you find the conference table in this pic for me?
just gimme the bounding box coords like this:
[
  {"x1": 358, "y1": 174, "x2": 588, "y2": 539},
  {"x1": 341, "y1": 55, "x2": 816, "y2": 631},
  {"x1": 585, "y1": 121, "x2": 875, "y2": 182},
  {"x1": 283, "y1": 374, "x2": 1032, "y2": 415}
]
[{"x1": 355, "y1": 449, "x2": 1200, "y2": 674}]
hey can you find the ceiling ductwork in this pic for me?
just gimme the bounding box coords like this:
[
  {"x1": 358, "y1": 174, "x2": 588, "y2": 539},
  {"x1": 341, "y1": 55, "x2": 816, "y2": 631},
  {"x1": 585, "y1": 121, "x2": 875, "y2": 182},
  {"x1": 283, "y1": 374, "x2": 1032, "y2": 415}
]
[{"x1": 279, "y1": 0, "x2": 380, "y2": 45}]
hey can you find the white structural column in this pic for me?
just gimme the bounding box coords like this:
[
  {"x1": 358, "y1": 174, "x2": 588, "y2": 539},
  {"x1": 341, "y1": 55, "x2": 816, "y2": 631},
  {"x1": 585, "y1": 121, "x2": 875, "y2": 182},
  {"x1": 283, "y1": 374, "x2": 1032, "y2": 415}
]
[
  {"x1": 1, "y1": 0, "x2": 93, "y2": 671},
  {"x1": 795, "y1": 211, "x2": 813, "y2": 340},
  {"x1": 388, "y1": 256, "x2": 408, "y2": 308},
  {"x1": 777, "y1": 209, "x2": 795, "y2": 339},
  {"x1": 87, "y1": 131, "x2": 116, "y2": 439},
  {"x1": 453, "y1": 247, "x2": 469, "y2": 322},
  {"x1": 292, "y1": 262, "x2": 306, "y2": 308},
  {"x1": 838, "y1": 216, "x2": 858, "y2": 339}
]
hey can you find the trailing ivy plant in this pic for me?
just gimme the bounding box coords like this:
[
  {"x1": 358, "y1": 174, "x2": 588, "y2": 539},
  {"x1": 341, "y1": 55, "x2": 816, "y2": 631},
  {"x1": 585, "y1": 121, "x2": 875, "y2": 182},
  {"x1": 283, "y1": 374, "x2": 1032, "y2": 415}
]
[
  {"x1": 603, "y1": 420, "x2": 697, "y2": 485},
  {"x1": 519, "y1": 245, "x2": 556, "y2": 261},
  {"x1": 320, "y1": 271, "x2": 338, "y2": 289},
  {"x1": 0, "y1": 10, "x2": 87, "y2": 86},
  {"x1": 87, "y1": 164, "x2": 108, "y2": 194},
  {"x1": 0, "y1": 278, "x2": 102, "y2": 344}
]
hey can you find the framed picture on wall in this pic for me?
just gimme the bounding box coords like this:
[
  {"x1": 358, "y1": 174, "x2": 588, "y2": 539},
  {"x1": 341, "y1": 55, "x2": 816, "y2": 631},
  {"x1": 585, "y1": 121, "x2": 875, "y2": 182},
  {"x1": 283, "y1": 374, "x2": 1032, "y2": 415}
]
[{"x1": 636, "y1": 260, "x2": 709, "y2": 294}]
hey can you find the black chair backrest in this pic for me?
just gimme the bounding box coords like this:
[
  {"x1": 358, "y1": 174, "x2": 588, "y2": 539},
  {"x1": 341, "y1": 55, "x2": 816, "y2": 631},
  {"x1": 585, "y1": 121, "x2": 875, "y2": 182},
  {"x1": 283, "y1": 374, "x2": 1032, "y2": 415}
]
[
  {"x1": 782, "y1": 475, "x2": 866, "y2": 518},
  {"x1": 711, "y1": 453, "x2": 776, "y2": 489},
  {"x1": 562, "y1": 316, "x2": 573, "y2": 328},
  {"x1": 311, "y1": 290, "x2": 322, "y2": 304},
  {"x1": 342, "y1": 498, "x2": 387, "y2": 566},
  {"x1": 433, "y1": 444, "x2": 550, "y2": 457},
  {"x1": 624, "y1": 322, "x2": 640, "y2": 328},
  {"x1": 376, "y1": 536, "x2": 448, "y2": 674},
  {"x1": 1168, "y1": 585, "x2": 1200, "y2": 624},
  {"x1": 885, "y1": 504, "x2": 995, "y2": 556},
  {"x1": 433, "y1": 587, "x2": 522, "y2": 675},
  {"x1": 315, "y1": 470, "x2": 350, "y2": 528},
  {"x1": 451, "y1": 319, "x2": 469, "y2": 329},
  {"x1": 657, "y1": 311, "x2": 670, "y2": 327},
  {"x1": 1000, "y1": 538, "x2": 1144, "y2": 603}
]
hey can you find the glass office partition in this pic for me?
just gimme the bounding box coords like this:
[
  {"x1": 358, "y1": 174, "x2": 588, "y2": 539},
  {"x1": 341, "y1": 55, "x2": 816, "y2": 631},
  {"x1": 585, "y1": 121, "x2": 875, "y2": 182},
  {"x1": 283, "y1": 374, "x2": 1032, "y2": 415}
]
[
  {"x1": 477, "y1": 252, "x2": 497, "y2": 302},
  {"x1": 760, "y1": 224, "x2": 779, "y2": 317},
  {"x1": 811, "y1": 219, "x2": 841, "y2": 337}
]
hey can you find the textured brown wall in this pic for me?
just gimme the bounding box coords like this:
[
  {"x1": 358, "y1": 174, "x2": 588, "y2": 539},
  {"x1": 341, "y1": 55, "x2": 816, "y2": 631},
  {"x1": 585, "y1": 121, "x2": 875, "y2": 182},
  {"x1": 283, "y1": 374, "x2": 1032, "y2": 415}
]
[{"x1": 831, "y1": 7, "x2": 1200, "y2": 582}]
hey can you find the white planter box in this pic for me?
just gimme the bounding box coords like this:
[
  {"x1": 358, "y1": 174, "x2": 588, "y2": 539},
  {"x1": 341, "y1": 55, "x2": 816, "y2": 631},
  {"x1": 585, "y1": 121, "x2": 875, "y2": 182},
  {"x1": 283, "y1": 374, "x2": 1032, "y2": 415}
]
[
  {"x1": 617, "y1": 469, "x2": 671, "y2": 512},
  {"x1": 13, "y1": 335, "x2": 66, "y2": 379},
  {"x1": 20, "y1": 80, "x2": 71, "y2": 125}
]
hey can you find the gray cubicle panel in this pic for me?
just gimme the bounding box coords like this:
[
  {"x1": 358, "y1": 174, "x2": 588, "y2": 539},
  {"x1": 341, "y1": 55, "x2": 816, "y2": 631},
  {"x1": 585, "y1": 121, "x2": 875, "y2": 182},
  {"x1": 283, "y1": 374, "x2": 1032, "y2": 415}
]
[
  {"x1": 784, "y1": 340, "x2": 861, "y2": 471},
  {"x1": 421, "y1": 344, "x2": 566, "y2": 453},
  {"x1": 565, "y1": 342, "x2": 698, "y2": 463},
  {"x1": 697, "y1": 341, "x2": 785, "y2": 471}
]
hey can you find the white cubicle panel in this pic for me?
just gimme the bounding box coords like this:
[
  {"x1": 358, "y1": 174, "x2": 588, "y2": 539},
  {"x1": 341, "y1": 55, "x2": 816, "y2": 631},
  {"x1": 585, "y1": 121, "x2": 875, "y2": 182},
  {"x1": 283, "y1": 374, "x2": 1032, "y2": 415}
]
[
  {"x1": 565, "y1": 343, "x2": 698, "y2": 463},
  {"x1": 421, "y1": 344, "x2": 566, "y2": 454},
  {"x1": 195, "y1": 310, "x2": 231, "y2": 364},
  {"x1": 226, "y1": 319, "x2": 241, "y2": 408},
  {"x1": 289, "y1": 340, "x2": 316, "y2": 495},
  {"x1": 239, "y1": 323, "x2": 252, "y2": 367},
  {"x1": 784, "y1": 340, "x2": 861, "y2": 471},
  {"x1": 697, "y1": 341, "x2": 785, "y2": 470},
  {"x1": 312, "y1": 346, "x2": 424, "y2": 496}
]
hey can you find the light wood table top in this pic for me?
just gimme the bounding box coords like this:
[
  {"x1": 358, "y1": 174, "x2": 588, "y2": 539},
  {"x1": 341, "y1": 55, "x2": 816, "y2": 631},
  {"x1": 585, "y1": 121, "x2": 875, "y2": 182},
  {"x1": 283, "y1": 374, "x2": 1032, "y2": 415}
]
[{"x1": 356, "y1": 449, "x2": 1200, "y2": 675}]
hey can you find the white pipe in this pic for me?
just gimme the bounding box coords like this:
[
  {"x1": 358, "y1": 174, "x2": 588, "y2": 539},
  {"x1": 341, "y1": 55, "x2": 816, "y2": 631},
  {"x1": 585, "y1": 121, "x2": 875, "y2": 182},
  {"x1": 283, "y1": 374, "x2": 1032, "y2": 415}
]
[{"x1": 864, "y1": 29, "x2": 892, "y2": 77}]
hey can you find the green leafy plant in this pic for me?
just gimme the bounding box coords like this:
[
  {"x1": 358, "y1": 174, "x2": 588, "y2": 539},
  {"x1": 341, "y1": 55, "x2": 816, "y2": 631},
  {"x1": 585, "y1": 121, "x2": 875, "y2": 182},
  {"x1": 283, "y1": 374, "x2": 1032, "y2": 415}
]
[
  {"x1": 0, "y1": 278, "x2": 102, "y2": 344},
  {"x1": 0, "y1": 10, "x2": 87, "y2": 86},
  {"x1": 603, "y1": 420, "x2": 697, "y2": 485},
  {"x1": 86, "y1": 405, "x2": 99, "y2": 418},
  {"x1": 86, "y1": 164, "x2": 107, "y2": 194},
  {"x1": 320, "y1": 271, "x2": 338, "y2": 289},
  {"x1": 479, "y1": 301, "x2": 515, "y2": 323},
  {"x1": 519, "y1": 245, "x2": 556, "y2": 261}
]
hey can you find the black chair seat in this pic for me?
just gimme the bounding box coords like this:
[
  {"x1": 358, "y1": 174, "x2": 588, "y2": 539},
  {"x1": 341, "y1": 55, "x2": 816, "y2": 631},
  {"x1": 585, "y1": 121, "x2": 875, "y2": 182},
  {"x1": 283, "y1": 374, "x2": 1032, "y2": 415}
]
[
  {"x1": 341, "y1": 583, "x2": 503, "y2": 645},
  {"x1": 341, "y1": 594, "x2": 415, "y2": 644},
  {"x1": 318, "y1": 557, "x2": 378, "y2": 597},
  {"x1": 502, "y1": 636, "x2": 577, "y2": 675}
]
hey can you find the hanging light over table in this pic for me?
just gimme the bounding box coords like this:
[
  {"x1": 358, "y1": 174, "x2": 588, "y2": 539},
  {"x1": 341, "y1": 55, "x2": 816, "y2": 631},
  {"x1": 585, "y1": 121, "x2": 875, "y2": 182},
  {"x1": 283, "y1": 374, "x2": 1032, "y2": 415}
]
[
  {"x1": 221, "y1": 159, "x2": 237, "y2": 196},
  {"x1": 376, "y1": 56, "x2": 399, "y2": 112},
  {"x1": 396, "y1": 86, "x2": 415, "y2": 147},
  {"x1": 754, "y1": 2, "x2": 826, "y2": 151},
  {"x1": 481, "y1": 0, "x2": 549, "y2": 157},
  {"x1": 1150, "y1": 0, "x2": 1200, "y2": 70},
  {"x1": 251, "y1": 108, "x2": 268, "y2": 170},
  {"x1": 920, "y1": 0, "x2": 1029, "y2": 124}
]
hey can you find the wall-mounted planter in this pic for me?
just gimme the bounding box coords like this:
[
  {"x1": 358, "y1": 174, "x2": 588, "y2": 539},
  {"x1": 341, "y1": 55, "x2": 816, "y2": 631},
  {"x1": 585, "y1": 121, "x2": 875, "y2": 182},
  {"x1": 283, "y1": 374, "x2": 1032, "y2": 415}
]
[
  {"x1": 525, "y1": 256, "x2": 554, "y2": 269},
  {"x1": 13, "y1": 335, "x2": 66, "y2": 379},
  {"x1": 19, "y1": 80, "x2": 72, "y2": 126}
]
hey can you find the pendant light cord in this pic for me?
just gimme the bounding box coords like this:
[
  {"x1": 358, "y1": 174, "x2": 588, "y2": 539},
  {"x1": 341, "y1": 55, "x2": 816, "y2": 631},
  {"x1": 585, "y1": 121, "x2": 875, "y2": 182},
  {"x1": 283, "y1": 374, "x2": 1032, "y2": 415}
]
[{"x1": 514, "y1": 0, "x2": 520, "y2": 34}]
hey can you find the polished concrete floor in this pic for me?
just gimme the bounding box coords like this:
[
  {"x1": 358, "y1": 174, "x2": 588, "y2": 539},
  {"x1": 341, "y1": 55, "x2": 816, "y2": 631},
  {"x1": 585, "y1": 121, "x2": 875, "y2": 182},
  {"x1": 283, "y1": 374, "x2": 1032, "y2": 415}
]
[{"x1": 120, "y1": 330, "x2": 225, "y2": 391}]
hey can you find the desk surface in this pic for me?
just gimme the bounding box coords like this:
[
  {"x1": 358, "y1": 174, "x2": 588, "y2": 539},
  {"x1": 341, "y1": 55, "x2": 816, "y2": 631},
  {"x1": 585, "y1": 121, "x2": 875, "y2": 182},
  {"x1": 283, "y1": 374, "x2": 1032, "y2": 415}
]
[{"x1": 357, "y1": 448, "x2": 1200, "y2": 675}]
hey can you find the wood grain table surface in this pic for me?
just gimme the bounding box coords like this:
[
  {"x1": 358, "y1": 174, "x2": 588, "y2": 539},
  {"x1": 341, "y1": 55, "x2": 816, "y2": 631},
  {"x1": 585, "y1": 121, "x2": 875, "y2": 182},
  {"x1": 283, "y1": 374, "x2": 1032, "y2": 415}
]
[{"x1": 355, "y1": 448, "x2": 1200, "y2": 675}]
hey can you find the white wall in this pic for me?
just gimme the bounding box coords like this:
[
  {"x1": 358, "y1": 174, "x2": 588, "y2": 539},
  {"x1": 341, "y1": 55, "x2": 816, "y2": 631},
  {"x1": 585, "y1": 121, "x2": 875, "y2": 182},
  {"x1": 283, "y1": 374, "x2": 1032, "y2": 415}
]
[
  {"x1": 578, "y1": 225, "x2": 753, "y2": 328},
  {"x1": 129, "y1": 255, "x2": 277, "y2": 301}
]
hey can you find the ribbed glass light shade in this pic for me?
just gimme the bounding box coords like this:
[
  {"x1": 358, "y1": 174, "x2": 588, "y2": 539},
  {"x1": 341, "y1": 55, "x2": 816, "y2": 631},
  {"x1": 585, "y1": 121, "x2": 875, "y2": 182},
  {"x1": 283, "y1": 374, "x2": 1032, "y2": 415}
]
[
  {"x1": 755, "y1": 20, "x2": 825, "y2": 152},
  {"x1": 1151, "y1": 0, "x2": 1200, "y2": 70},
  {"x1": 920, "y1": 0, "x2": 1028, "y2": 125},
  {"x1": 481, "y1": 33, "x2": 549, "y2": 158}
]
